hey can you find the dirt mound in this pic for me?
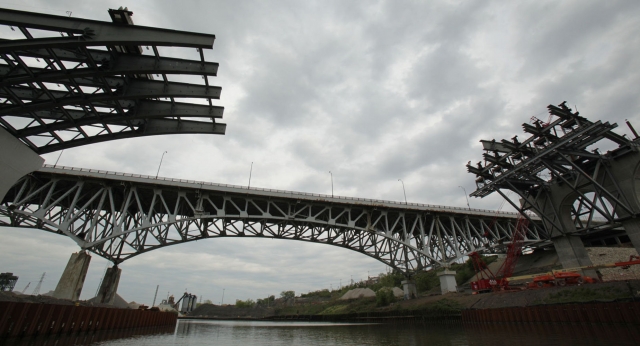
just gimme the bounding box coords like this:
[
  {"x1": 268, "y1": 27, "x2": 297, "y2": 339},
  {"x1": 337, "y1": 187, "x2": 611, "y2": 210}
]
[
  {"x1": 340, "y1": 288, "x2": 375, "y2": 300},
  {"x1": 0, "y1": 291, "x2": 129, "y2": 308}
]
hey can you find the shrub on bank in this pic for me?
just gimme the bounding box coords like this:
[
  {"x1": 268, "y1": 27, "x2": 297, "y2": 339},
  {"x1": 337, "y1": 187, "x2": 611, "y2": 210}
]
[{"x1": 376, "y1": 287, "x2": 396, "y2": 307}]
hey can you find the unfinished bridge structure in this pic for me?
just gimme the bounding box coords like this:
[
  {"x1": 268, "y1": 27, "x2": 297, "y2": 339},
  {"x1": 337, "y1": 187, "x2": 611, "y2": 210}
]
[
  {"x1": 468, "y1": 102, "x2": 640, "y2": 278},
  {"x1": 0, "y1": 7, "x2": 224, "y2": 304}
]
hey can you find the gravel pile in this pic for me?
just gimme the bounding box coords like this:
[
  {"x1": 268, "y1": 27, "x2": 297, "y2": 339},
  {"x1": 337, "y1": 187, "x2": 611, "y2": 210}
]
[
  {"x1": 392, "y1": 287, "x2": 404, "y2": 297},
  {"x1": 339, "y1": 288, "x2": 375, "y2": 300},
  {"x1": 586, "y1": 247, "x2": 640, "y2": 281}
]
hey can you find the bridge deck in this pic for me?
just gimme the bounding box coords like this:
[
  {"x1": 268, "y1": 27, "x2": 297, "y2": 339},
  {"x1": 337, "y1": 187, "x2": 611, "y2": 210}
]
[{"x1": 40, "y1": 165, "x2": 520, "y2": 219}]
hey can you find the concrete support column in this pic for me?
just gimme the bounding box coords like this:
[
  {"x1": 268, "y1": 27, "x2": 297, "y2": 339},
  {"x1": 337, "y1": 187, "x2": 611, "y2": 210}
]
[
  {"x1": 437, "y1": 269, "x2": 457, "y2": 294},
  {"x1": 96, "y1": 266, "x2": 121, "y2": 305},
  {"x1": 552, "y1": 235, "x2": 598, "y2": 279},
  {"x1": 622, "y1": 219, "x2": 640, "y2": 255},
  {"x1": 401, "y1": 279, "x2": 417, "y2": 300},
  {"x1": 53, "y1": 252, "x2": 91, "y2": 301},
  {"x1": 0, "y1": 127, "x2": 44, "y2": 201}
]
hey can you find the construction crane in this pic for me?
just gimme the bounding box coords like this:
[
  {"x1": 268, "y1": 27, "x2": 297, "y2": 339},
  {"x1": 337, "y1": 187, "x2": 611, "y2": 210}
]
[
  {"x1": 32, "y1": 272, "x2": 45, "y2": 296},
  {"x1": 470, "y1": 214, "x2": 529, "y2": 293},
  {"x1": 21, "y1": 282, "x2": 30, "y2": 294}
]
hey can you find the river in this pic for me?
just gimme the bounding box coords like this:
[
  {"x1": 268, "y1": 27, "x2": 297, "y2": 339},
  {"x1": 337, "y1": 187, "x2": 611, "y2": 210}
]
[{"x1": 4, "y1": 319, "x2": 640, "y2": 345}]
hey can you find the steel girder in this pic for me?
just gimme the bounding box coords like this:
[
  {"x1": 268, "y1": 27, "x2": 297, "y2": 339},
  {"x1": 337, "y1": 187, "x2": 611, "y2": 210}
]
[
  {"x1": 0, "y1": 7, "x2": 225, "y2": 154},
  {"x1": 0, "y1": 166, "x2": 546, "y2": 275},
  {"x1": 468, "y1": 102, "x2": 640, "y2": 237}
]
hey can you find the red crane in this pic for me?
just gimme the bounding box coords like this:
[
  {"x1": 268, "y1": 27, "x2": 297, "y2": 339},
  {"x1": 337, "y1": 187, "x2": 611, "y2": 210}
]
[{"x1": 470, "y1": 214, "x2": 529, "y2": 293}]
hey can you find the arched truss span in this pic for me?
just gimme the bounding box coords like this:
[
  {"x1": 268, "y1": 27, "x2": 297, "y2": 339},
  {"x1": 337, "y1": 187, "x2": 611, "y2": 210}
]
[
  {"x1": 0, "y1": 7, "x2": 225, "y2": 154},
  {"x1": 0, "y1": 166, "x2": 547, "y2": 274}
]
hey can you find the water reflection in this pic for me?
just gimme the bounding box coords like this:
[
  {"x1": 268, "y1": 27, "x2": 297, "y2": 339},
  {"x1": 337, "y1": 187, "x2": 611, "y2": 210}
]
[
  {"x1": 0, "y1": 326, "x2": 175, "y2": 346},
  {"x1": 171, "y1": 320, "x2": 468, "y2": 346},
  {"x1": 2, "y1": 320, "x2": 639, "y2": 346},
  {"x1": 466, "y1": 322, "x2": 640, "y2": 346}
]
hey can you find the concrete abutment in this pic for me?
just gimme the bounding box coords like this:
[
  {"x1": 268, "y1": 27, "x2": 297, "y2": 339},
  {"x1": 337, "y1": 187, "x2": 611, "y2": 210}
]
[
  {"x1": 53, "y1": 251, "x2": 91, "y2": 301},
  {"x1": 622, "y1": 219, "x2": 640, "y2": 255},
  {"x1": 401, "y1": 279, "x2": 417, "y2": 300},
  {"x1": 437, "y1": 269, "x2": 458, "y2": 294},
  {"x1": 552, "y1": 235, "x2": 598, "y2": 279},
  {"x1": 97, "y1": 266, "x2": 122, "y2": 305}
]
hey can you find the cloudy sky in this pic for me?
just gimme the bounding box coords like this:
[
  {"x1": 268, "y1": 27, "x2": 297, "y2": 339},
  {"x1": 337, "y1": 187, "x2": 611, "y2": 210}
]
[{"x1": 2, "y1": 0, "x2": 640, "y2": 305}]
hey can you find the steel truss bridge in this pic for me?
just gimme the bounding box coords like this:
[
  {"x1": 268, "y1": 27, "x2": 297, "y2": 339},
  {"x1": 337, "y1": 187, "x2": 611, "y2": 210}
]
[
  {"x1": 0, "y1": 7, "x2": 224, "y2": 154},
  {"x1": 1, "y1": 165, "x2": 547, "y2": 274}
]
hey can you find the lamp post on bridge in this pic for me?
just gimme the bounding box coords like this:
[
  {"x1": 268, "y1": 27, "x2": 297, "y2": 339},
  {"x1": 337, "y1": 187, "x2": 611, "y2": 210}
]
[
  {"x1": 329, "y1": 171, "x2": 333, "y2": 197},
  {"x1": 458, "y1": 185, "x2": 471, "y2": 210},
  {"x1": 53, "y1": 150, "x2": 64, "y2": 168},
  {"x1": 155, "y1": 151, "x2": 168, "y2": 179},
  {"x1": 248, "y1": 162, "x2": 253, "y2": 188},
  {"x1": 398, "y1": 179, "x2": 407, "y2": 204}
]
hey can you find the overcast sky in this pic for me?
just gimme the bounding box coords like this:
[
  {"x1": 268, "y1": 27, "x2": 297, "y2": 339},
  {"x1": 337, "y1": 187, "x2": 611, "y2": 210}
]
[{"x1": 2, "y1": 0, "x2": 640, "y2": 305}]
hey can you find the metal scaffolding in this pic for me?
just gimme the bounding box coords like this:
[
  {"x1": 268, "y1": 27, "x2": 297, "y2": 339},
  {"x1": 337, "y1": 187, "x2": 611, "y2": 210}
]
[
  {"x1": 467, "y1": 102, "x2": 640, "y2": 238},
  {"x1": 0, "y1": 7, "x2": 225, "y2": 154}
]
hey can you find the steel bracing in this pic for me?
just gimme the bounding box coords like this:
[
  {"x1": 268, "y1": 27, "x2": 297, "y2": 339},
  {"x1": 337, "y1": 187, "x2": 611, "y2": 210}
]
[
  {"x1": 468, "y1": 102, "x2": 640, "y2": 237},
  {"x1": 0, "y1": 165, "x2": 546, "y2": 274},
  {"x1": 0, "y1": 7, "x2": 225, "y2": 154}
]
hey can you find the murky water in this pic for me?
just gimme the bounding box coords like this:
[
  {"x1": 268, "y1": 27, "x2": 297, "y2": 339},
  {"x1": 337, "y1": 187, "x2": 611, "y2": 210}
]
[{"x1": 3, "y1": 320, "x2": 640, "y2": 346}]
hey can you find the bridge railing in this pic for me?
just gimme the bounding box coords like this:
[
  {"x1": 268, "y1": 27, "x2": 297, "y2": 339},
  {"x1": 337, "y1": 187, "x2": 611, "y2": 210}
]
[{"x1": 41, "y1": 164, "x2": 521, "y2": 216}]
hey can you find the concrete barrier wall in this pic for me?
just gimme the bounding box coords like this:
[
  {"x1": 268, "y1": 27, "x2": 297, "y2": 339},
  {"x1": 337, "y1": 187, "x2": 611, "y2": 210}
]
[
  {"x1": 462, "y1": 301, "x2": 640, "y2": 324},
  {"x1": 0, "y1": 302, "x2": 177, "y2": 338}
]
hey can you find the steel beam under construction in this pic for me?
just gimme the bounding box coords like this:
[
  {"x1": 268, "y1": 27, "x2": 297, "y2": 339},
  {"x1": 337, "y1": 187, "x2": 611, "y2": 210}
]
[
  {"x1": 467, "y1": 102, "x2": 640, "y2": 273},
  {"x1": 0, "y1": 7, "x2": 225, "y2": 154}
]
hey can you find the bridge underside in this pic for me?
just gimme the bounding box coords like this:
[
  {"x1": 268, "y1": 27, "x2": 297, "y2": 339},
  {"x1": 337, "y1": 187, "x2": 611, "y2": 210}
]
[{"x1": 0, "y1": 165, "x2": 546, "y2": 274}]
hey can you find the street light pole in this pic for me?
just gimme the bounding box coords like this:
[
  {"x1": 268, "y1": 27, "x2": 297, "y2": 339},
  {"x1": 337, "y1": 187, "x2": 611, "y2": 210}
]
[
  {"x1": 248, "y1": 162, "x2": 253, "y2": 188},
  {"x1": 155, "y1": 151, "x2": 168, "y2": 179},
  {"x1": 329, "y1": 171, "x2": 333, "y2": 197},
  {"x1": 53, "y1": 150, "x2": 64, "y2": 168},
  {"x1": 398, "y1": 179, "x2": 407, "y2": 204},
  {"x1": 458, "y1": 186, "x2": 471, "y2": 210},
  {"x1": 221, "y1": 288, "x2": 225, "y2": 305}
]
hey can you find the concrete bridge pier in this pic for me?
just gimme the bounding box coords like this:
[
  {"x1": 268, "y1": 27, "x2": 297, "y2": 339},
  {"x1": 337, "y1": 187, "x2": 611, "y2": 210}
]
[
  {"x1": 0, "y1": 127, "x2": 44, "y2": 201},
  {"x1": 97, "y1": 266, "x2": 122, "y2": 305},
  {"x1": 621, "y1": 219, "x2": 640, "y2": 253},
  {"x1": 53, "y1": 251, "x2": 91, "y2": 301},
  {"x1": 524, "y1": 187, "x2": 598, "y2": 279},
  {"x1": 552, "y1": 235, "x2": 598, "y2": 279},
  {"x1": 401, "y1": 279, "x2": 417, "y2": 300},
  {"x1": 437, "y1": 269, "x2": 457, "y2": 294}
]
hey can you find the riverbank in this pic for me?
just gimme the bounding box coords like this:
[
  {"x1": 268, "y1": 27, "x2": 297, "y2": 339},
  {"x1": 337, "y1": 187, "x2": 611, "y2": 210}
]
[{"x1": 185, "y1": 279, "x2": 640, "y2": 321}]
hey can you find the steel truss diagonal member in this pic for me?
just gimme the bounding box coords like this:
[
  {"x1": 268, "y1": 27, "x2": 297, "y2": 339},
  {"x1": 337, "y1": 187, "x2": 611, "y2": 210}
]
[{"x1": 0, "y1": 8, "x2": 215, "y2": 52}]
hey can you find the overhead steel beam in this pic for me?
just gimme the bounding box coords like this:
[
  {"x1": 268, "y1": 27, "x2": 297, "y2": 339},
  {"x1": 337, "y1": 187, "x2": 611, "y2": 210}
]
[
  {"x1": 12, "y1": 100, "x2": 222, "y2": 121},
  {"x1": 0, "y1": 7, "x2": 225, "y2": 154},
  {"x1": 31, "y1": 120, "x2": 225, "y2": 154},
  {"x1": 0, "y1": 8, "x2": 215, "y2": 53},
  {"x1": 15, "y1": 105, "x2": 224, "y2": 137},
  {"x1": 0, "y1": 81, "x2": 221, "y2": 116},
  {"x1": 0, "y1": 55, "x2": 218, "y2": 87}
]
